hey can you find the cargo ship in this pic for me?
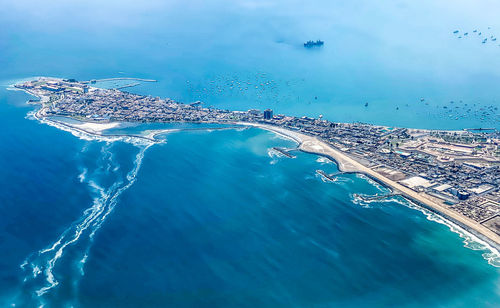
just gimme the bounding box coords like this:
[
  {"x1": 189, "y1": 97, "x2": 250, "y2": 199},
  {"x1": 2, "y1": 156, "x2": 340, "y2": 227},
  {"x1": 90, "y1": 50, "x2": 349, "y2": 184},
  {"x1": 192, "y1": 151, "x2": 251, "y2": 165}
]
[{"x1": 304, "y1": 40, "x2": 324, "y2": 48}]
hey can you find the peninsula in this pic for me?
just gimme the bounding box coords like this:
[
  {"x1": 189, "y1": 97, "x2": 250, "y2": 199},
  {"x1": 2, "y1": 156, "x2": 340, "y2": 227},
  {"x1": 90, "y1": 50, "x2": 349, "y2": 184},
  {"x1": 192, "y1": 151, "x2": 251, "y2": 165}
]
[{"x1": 15, "y1": 77, "x2": 500, "y2": 249}]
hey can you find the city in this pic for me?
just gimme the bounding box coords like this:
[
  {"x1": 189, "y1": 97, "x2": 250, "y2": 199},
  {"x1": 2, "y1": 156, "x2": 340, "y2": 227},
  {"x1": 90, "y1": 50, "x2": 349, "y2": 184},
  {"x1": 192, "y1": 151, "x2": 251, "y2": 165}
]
[{"x1": 16, "y1": 77, "x2": 500, "y2": 243}]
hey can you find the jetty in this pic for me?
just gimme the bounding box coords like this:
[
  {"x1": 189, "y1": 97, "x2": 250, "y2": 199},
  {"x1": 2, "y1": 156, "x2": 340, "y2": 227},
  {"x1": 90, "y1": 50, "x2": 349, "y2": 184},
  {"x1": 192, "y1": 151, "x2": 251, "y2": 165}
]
[
  {"x1": 272, "y1": 147, "x2": 296, "y2": 158},
  {"x1": 115, "y1": 82, "x2": 141, "y2": 90},
  {"x1": 82, "y1": 77, "x2": 158, "y2": 84},
  {"x1": 316, "y1": 170, "x2": 339, "y2": 181},
  {"x1": 353, "y1": 193, "x2": 399, "y2": 202},
  {"x1": 465, "y1": 128, "x2": 496, "y2": 132}
]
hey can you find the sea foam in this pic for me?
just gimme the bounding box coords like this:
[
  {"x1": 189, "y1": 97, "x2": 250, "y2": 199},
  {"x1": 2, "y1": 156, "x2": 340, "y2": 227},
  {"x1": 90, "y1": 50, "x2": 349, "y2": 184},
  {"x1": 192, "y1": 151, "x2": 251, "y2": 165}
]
[
  {"x1": 388, "y1": 196, "x2": 500, "y2": 267},
  {"x1": 17, "y1": 111, "x2": 158, "y2": 304},
  {"x1": 346, "y1": 173, "x2": 500, "y2": 267}
]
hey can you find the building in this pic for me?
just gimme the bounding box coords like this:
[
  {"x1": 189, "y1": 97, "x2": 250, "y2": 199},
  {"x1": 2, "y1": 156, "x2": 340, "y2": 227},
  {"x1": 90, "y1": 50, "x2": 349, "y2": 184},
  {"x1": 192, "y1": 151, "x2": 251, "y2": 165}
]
[
  {"x1": 458, "y1": 190, "x2": 471, "y2": 200},
  {"x1": 264, "y1": 109, "x2": 273, "y2": 120}
]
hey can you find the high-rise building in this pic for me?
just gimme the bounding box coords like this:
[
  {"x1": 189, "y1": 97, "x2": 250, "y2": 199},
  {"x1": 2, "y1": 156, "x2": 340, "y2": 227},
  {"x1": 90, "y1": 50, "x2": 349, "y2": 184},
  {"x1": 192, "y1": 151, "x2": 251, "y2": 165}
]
[{"x1": 264, "y1": 109, "x2": 273, "y2": 120}]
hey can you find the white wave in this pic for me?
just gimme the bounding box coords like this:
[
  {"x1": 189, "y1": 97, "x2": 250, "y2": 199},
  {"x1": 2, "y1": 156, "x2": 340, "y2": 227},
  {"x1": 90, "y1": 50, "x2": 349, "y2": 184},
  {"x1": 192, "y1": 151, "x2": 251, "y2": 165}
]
[
  {"x1": 32, "y1": 265, "x2": 41, "y2": 278},
  {"x1": 35, "y1": 180, "x2": 122, "y2": 296},
  {"x1": 25, "y1": 105, "x2": 158, "y2": 147},
  {"x1": 19, "y1": 142, "x2": 152, "y2": 303},
  {"x1": 25, "y1": 110, "x2": 37, "y2": 121},
  {"x1": 267, "y1": 148, "x2": 279, "y2": 158},
  {"x1": 90, "y1": 144, "x2": 151, "y2": 237},
  {"x1": 87, "y1": 180, "x2": 107, "y2": 198},
  {"x1": 351, "y1": 193, "x2": 375, "y2": 207},
  {"x1": 39, "y1": 237, "x2": 64, "y2": 255},
  {"x1": 267, "y1": 148, "x2": 280, "y2": 165},
  {"x1": 11, "y1": 88, "x2": 163, "y2": 306},
  {"x1": 355, "y1": 173, "x2": 390, "y2": 194},
  {"x1": 386, "y1": 196, "x2": 500, "y2": 267},
  {"x1": 79, "y1": 253, "x2": 88, "y2": 276},
  {"x1": 316, "y1": 171, "x2": 352, "y2": 185},
  {"x1": 20, "y1": 260, "x2": 28, "y2": 270},
  {"x1": 316, "y1": 156, "x2": 333, "y2": 164},
  {"x1": 349, "y1": 193, "x2": 500, "y2": 266},
  {"x1": 81, "y1": 142, "x2": 90, "y2": 154},
  {"x1": 268, "y1": 130, "x2": 300, "y2": 145},
  {"x1": 78, "y1": 168, "x2": 87, "y2": 183},
  {"x1": 347, "y1": 176, "x2": 500, "y2": 267},
  {"x1": 98, "y1": 143, "x2": 116, "y2": 173},
  {"x1": 235, "y1": 126, "x2": 248, "y2": 132},
  {"x1": 38, "y1": 116, "x2": 154, "y2": 147},
  {"x1": 317, "y1": 173, "x2": 337, "y2": 184}
]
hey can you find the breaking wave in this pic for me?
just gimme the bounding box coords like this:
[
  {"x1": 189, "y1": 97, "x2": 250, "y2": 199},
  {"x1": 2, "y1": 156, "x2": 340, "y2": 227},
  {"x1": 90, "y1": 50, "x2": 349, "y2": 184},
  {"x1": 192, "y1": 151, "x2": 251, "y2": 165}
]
[
  {"x1": 355, "y1": 173, "x2": 390, "y2": 194},
  {"x1": 316, "y1": 171, "x2": 352, "y2": 185},
  {"x1": 346, "y1": 172, "x2": 500, "y2": 267},
  {"x1": 392, "y1": 197, "x2": 500, "y2": 267},
  {"x1": 316, "y1": 156, "x2": 333, "y2": 164},
  {"x1": 354, "y1": 192, "x2": 500, "y2": 267}
]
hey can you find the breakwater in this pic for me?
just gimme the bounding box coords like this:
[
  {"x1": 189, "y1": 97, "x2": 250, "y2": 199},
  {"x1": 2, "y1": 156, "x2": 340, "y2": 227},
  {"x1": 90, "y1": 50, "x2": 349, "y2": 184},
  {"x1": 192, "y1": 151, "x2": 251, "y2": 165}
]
[{"x1": 82, "y1": 77, "x2": 158, "y2": 84}]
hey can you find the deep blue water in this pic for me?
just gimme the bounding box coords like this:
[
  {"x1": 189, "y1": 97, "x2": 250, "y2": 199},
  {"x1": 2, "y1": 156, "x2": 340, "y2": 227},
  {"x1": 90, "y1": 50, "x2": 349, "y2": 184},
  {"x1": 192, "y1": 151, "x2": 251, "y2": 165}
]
[{"x1": 1, "y1": 0, "x2": 500, "y2": 307}]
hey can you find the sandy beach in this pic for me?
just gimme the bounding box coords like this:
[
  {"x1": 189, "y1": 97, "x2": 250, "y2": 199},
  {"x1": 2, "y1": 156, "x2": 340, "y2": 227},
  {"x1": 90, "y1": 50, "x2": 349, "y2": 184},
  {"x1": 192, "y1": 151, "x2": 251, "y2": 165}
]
[
  {"x1": 72, "y1": 122, "x2": 121, "y2": 133},
  {"x1": 16, "y1": 85, "x2": 500, "y2": 250},
  {"x1": 250, "y1": 123, "x2": 500, "y2": 250}
]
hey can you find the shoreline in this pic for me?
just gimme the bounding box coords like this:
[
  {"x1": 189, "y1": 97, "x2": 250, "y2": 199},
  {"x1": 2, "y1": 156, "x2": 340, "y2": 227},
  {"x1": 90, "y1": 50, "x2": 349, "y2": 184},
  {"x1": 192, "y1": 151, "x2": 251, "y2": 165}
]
[
  {"x1": 11, "y1": 85, "x2": 500, "y2": 258},
  {"x1": 10, "y1": 78, "x2": 497, "y2": 133},
  {"x1": 250, "y1": 122, "x2": 500, "y2": 253}
]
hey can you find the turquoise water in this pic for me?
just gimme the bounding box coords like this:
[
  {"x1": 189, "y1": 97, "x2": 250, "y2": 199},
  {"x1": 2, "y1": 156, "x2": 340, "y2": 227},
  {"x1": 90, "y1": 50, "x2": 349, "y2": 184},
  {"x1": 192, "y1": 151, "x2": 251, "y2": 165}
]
[{"x1": 1, "y1": 0, "x2": 500, "y2": 306}]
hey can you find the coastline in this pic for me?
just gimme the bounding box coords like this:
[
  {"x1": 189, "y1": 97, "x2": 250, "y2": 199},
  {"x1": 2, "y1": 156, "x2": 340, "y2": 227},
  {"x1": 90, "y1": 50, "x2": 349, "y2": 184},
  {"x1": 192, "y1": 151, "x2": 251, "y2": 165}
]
[
  {"x1": 11, "y1": 84, "x2": 500, "y2": 259},
  {"x1": 249, "y1": 122, "x2": 500, "y2": 253}
]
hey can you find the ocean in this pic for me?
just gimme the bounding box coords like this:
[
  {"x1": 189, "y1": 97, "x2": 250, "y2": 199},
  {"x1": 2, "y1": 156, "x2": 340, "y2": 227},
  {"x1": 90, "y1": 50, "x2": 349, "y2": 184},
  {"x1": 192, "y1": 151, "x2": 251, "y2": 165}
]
[{"x1": 1, "y1": 0, "x2": 500, "y2": 307}]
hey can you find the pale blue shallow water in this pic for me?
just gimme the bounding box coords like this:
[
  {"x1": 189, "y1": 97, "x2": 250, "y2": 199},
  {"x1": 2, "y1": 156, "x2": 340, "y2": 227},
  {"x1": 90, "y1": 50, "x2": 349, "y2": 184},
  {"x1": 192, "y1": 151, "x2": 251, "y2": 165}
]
[{"x1": 1, "y1": 0, "x2": 500, "y2": 307}]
